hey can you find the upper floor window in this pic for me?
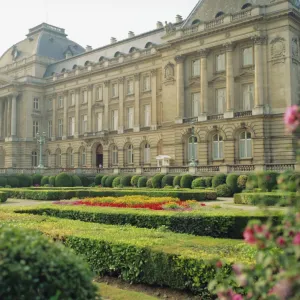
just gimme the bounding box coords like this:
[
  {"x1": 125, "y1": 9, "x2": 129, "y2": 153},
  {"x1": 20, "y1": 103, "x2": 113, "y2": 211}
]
[
  {"x1": 212, "y1": 134, "x2": 224, "y2": 160},
  {"x1": 58, "y1": 119, "x2": 63, "y2": 137},
  {"x1": 127, "y1": 107, "x2": 134, "y2": 129},
  {"x1": 216, "y1": 53, "x2": 225, "y2": 72},
  {"x1": 241, "y1": 3, "x2": 252, "y2": 10},
  {"x1": 32, "y1": 151, "x2": 38, "y2": 167},
  {"x1": 112, "y1": 83, "x2": 118, "y2": 98},
  {"x1": 81, "y1": 115, "x2": 87, "y2": 133},
  {"x1": 192, "y1": 93, "x2": 200, "y2": 117},
  {"x1": 97, "y1": 112, "x2": 103, "y2": 132},
  {"x1": 215, "y1": 11, "x2": 225, "y2": 18},
  {"x1": 67, "y1": 149, "x2": 74, "y2": 167},
  {"x1": 97, "y1": 86, "x2": 103, "y2": 101},
  {"x1": 216, "y1": 88, "x2": 226, "y2": 114},
  {"x1": 242, "y1": 84, "x2": 254, "y2": 111},
  {"x1": 33, "y1": 121, "x2": 39, "y2": 138},
  {"x1": 58, "y1": 96, "x2": 63, "y2": 108},
  {"x1": 143, "y1": 75, "x2": 151, "y2": 92},
  {"x1": 70, "y1": 93, "x2": 75, "y2": 106},
  {"x1": 127, "y1": 79, "x2": 134, "y2": 95},
  {"x1": 112, "y1": 110, "x2": 119, "y2": 131},
  {"x1": 83, "y1": 90, "x2": 88, "y2": 103},
  {"x1": 144, "y1": 143, "x2": 151, "y2": 164},
  {"x1": 192, "y1": 59, "x2": 200, "y2": 77},
  {"x1": 239, "y1": 131, "x2": 252, "y2": 159},
  {"x1": 33, "y1": 98, "x2": 39, "y2": 110},
  {"x1": 144, "y1": 104, "x2": 151, "y2": 127},
  {"x1": 48, "y1": 120, "x2": 52, "y2": 138},
  {"x1": 188, "y1": 136, "x2": 198, "y2": 162},
  {"x1": 243, "y1": 47, "x2": 253, "y2": 66}
]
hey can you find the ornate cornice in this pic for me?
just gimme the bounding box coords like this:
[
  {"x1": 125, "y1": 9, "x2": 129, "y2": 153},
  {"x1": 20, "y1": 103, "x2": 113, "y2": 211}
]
[
  {"x1": 150, "y1": 69, "x2": 157, "y2": 76},
  {"x1": 199, "y1": 49, "x2": 209, "y2": 58},
  {"x1": 223, "y1": 42, "x2": 236, "y2": 52},
  {"x1": 251, "y1": 35, "x2": 268, "y2": 45},
  {"x1": 175, "y1": 55, "x2": 186, "y2": 64}
]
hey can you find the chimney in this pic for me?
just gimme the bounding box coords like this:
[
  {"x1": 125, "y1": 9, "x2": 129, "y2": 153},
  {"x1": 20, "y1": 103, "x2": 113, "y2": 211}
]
[
  {"x1": 85, "y1": 45, "x2": 92, "y2": 52},
  {"x1": 128, "y1": 31, "x2": 135, "y2": 38},
  {"x1": 176, "y1": 15, "x2": 183, "y2": 23},
  {"x1": 110, "y1": 37, "x2": 117, "y2": 44},
  {"x1": 156, "y1": 21, "x2": 163, "y2": 29}
]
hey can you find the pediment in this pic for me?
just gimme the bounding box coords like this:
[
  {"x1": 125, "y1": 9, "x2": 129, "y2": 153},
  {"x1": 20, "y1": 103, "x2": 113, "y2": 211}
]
[
  {"x1": 235, "y1": 69, "x2": 254, "y2": 80},
  {"x1": 187, "y1": 78, "x2": 200, "y2": 87},
  {"x1": 209, "y1": 74, "x2": 226, "y2": 83}
]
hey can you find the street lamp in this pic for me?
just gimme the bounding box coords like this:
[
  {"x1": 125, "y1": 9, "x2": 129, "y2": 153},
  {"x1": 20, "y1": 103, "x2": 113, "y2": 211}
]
[
  {"x1": 189, "y1": 126, "x2": 198, "y2": 167},
  {"x1": 36, "y1": 132, "x2": 46, "y2": 169}
]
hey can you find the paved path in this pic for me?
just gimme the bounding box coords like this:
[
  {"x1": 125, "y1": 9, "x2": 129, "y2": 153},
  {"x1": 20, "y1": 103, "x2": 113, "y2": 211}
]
[{"x1": 1, "y1": 199, "x2": 50, "y2": 207}]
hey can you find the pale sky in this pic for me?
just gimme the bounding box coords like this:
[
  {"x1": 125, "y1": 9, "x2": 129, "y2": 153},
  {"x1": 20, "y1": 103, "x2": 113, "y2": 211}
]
[{"x1": 0, "y1": 0, "x2": 199, "y2": 56}]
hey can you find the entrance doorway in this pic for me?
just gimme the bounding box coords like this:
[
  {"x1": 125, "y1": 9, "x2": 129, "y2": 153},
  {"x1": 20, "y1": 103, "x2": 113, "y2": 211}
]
[{"x1": 96, "y1": 144, "x2": 103, "y2": 167}]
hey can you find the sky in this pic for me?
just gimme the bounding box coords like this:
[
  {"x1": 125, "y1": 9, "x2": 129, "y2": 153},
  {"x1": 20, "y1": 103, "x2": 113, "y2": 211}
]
[{"x1": 0, "y1": 0, "x2": 199, "y2": 56}]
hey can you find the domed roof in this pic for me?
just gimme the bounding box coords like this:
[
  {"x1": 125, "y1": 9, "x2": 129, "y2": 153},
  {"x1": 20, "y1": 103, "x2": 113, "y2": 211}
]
[{"x1": 0, "y1": 23, "x2": 85, "y2": 68}]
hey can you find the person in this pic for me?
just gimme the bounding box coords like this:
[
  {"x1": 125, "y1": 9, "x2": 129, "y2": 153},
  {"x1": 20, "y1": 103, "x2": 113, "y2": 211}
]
[{"x1": 99, "y1": 163, "x2": 102, "y2": 169}]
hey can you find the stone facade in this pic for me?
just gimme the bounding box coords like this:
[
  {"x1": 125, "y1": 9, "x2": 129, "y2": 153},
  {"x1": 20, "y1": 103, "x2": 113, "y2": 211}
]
[{"x1": 0, "y1": 0, "x2": 299, "y2": 173}]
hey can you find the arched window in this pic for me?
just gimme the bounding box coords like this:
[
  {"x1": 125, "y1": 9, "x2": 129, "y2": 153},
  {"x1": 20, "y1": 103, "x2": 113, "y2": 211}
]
[
  {"x1": 55, "y1": 149, "x2": 61, "y2": 167},
  {"x1": 192, "y1": 19, "x2": 200, "y2": 25},
  {"x1": 61, "y1": 68, "x2": 66, "y2": 73},
  {"x1": 129, "y1": 47, "x2": 137, "y2": 53},
  {"x1": 32, "y1": 151, "x2": 38, "y2": 167},
  {"x1": 99, "y1": 56, "x2": 106, "y2": 62},
  {"x1": 239, "y1": 132, "x2": 252, "y2": 159},
  {"x1": 212, "y1": 134, "x2": 224, "y2": 160},
  {"x1": 67, "y1": 149, "x2": 74, "y2": 167},
  {"x1": 145, "y1": 42, "x2": 153, "y2": 49},
  {"x1": 215, "y1": 12, "x2": 225, "y2": 18},
  {"x1": 125, "y1": 144, "x2": 134, "y2": 165},
  {"x1": 84, "y1": 61, "x2": 90, "y2": 67},
  {"x1": 188, "y1": 136, "x2": 198, "y2": 162},
  {"x1": 72, "y1": 64, "x2": 77, "y2": 70},
  {"x1": 114, "y1": 52, "x2": 121, "y2": 58},
  {"x1": 144, "y1": 143, "x2": 151, "y2": 164},
  {"x1": 112, "y1": 146, "x2": 118, "y2": 165},
  {"x1": 241, "y1": 3, "x2": 252, "y2": 10}
]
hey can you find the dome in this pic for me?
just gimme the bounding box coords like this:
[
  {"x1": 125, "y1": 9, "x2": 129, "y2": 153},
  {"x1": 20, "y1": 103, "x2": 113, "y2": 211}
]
[{"x1": 0, "y1": 23, "x2": 85, "y2": 68}]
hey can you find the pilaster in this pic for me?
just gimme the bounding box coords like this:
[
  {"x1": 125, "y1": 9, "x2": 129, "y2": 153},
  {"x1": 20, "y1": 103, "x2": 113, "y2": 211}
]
[
  {"x1": 134, "y1": 73, "x2": 140, "y2": 132},
  {"x1": 51, "y1": 94, "x2": 57, "y2": 141},
  {"x1": 87, "y1": 85, "x2": 93, "y2": 133},
  {"x1": 199, "y1": 49, "x2": 209, "y2": 121},
  {"x1": 118, "y1": 77, "x2": 124, "y2": 134},
  {"x1": 74, "y1": 89, "x2": 80, "y2": 138},
  {"x1": 175, "y1": 55, "x2": 185, "y2": 123},
  {"x1": 62, "y1": 91, "x2": 68, "y2": 140},
  {"x1": 103, "y1": 81, "x2": 109, "y2": 131},
  {"x1": 151, "y1": 69, "x2": 157, "y2": 130}
]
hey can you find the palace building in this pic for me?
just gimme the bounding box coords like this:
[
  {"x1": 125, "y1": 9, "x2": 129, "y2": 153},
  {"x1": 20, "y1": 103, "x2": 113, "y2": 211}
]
[{"x1": 0, "y1": 0, "x2": 299, "y2": 175}]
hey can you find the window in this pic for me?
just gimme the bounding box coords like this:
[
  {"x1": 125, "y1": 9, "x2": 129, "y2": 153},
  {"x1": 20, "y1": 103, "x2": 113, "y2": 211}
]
[
  {"x1": 192, "y1": 93, "x2": 200, "y2": 117},
  {"x1": 112, "y1": 83, "x2": 118, "y2": 98},
  {"x1": 83, "y1": 90, "x2": 88, "y2": 103},
  {"x1": 58, "y1": 119, "x2": 63, "y2": 137},
  {"x1": 144, "y1": 105, "x2": 151, "y2": 127},
  {"x1": 70, "y1": 93, "x2": 75, "y2": 106},
  {"x1": 242, "y1": 84, "x2": 254, "y2": 111},
  {"x1": 239, "y1": 132, "x2": 252, "y2": 159},
  {"x1": 33, "y1": 121, "x2": 39, "y2": 138},
  {"x1": 127, "y1": 79, "x2": 134, "y2": 95},
  {"x1": 127, "y1": 107, "x2": 134, "y2": 129},
  {"x1": 67, "y1": 149, "x2": 74, "y2": 167},
  {"x1": 31, "y1": 151, "x2": 38, "y2": 167},
  {"x1": 58, "y1": 96, "x2": 63, "y2": 108},
  {"x1": 215, "y1": 11, "x2": 224, "y2": 18},
  {"x1": 69, "y1": 117, "x2": 75, "y2": 136},
  {"x1": 216, "y1": 88, "x2": 226, "y2": 114},
  {"x1": 97, "y1": 86, "x2": 103, "y2": 101},
  {"x1": 126, "y1": 144, "x2": 134, "y2": 165},
  {"x1": 81, "y1": 115, "x2": 87, "y2": 133},
  {"x1": 241, "y1": 3, "x2": 252, "y2": 10},
  {"x1": 216, "y1": 53, "x2": 225, "y2": 72},
  {"x1": 192, "y1": 59, "x2": 200, "y2": 77},
  {"x1": 143, "y1": 75, "x2": 151, "y2": 91},
  {"x1": 243, "y1": 47, "x2": 253, "y2": 66},
  {"x1": 144, "y1": 143, "x2": 151, "y2": 164},
  {"x1": 112, "y1": 146, "x2": 118, "y2": 165},
  {"x1": 188, "y1": 136, "x2": 198, "y2": 162},
  {"x1": 56, "y1": 149, "x2": 61, "y2": 167},
  {"x1": 81, "y1": 148, "x2": 86, "y2": 166},
  {"x1": 48, "y1": 99, "x2": 52, "y2": 110},
  {"x1": 112, "y1": 110, "x2": 118, "y2": 131},
  {"x1": 33, "y1": 98, "x2": 39, "y2": 110},
  {"x1": 48, "y1": 120, "x2": 52, "y2": 138},
  {"x1": 97, "y1": 112, "x2": 103, "y2": 132},
  {"x1": 212, "y1": 134, "x2": 224, "y2": 160}
]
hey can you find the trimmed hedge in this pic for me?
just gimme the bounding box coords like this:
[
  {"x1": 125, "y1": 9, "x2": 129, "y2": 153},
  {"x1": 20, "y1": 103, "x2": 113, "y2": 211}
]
[
  {"x1": 138, "y1": 177, "x2": 147, "y2": 188},
  {"x1": 7, "y1": 176, "x2": 19, "y2": 188},
  {"x1": 192, "y1": 178, "x2": 206, "y2": 189},
  {"x1": 173, "y1": 176, "x2": 182, "y2": 187},
  {"x1": 95, "y1": 174, "x2": 104, "y2": 185},
  {"x1": 120, "y1": 175, "x2": 132, "y2": 187},
  {"x1": 41, "y1": 176, "x2": 49, "y2": 186},
  {"x1": 0, "y1": 191, "x2": 9, "y2": 203},
  {"x1": 237, "y1": 175, "x2": 248, "y2": 190},
  {"x1": 49, "y1": 176, "x2": 56, "y2": 187},
  {"x1": 79, "y1": 176, "x2": 90, "y2": 187},
  {"x1": 152, "y1": 174, "x2": 165, "y2": 188},
  {"x1": 180, "y1": 174, "x2": 193, "y2": 189},
  {"x1": 226, "y1": 174, "x2": 240, "y2": 194},
  {"x1": 146, "y1": 178, "x2": 153, "y2": 188},
  {"x1": 205, "y1": 177, "x2": 213, "y2": 188},
  {"x1": 55, "y1": 173, "x2": 72, "y2": 187},
  {"x1": 18, "y1": 174, "x2": 33, "y2": 187},
  {"x1": 131, "y1": 175, "x2": 141, "y2": 187},
  {"x1": 32, "y1": 174, "x2": 43, "y2": 186},
  {"x1": 0, "y1": 177, "x2": 7, "y2": 187},
  {"x1": 105, "y1": 175, "x2": 117, "y2": 188},
  {"x1": 161, "y1": 175, "x2": 174, "y2": 188},
  {"x1": 72, "y1": 175, "x2": 82, "y2": 187},
  {"x1": 212, "y1": 174, "x2": 226, "y2": 188},
  {"x1": 257, "y1": 171, "x2": 279, "y2": 192},
  {"x1": 216, "y1": 184, "x2": 233, "y2": 197},
  {"x1": 245, "y1": 173, "x2": 258, "y2": 190},
  {"x1": 101, "y1": 175, "x2": 109, "y2": 187},
  {"x1": 112, "y1": 177, "x2": 121, "y2": 188}
]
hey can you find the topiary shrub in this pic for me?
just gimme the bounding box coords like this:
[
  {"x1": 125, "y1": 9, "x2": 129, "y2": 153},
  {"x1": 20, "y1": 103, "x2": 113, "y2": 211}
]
[
  {"x1": 95, "y1": 174, "x2": 104, "y2": 185},
  {"x1": 79, "y1": 176, "x2": 90, "y2": 187},
  {"x1": 212, "y1": 173, "x2": 227, "y2": 188},
  {"x1": 257, "y1": 171, "x2": 279, "y2": 192},
  {"x1": 180, "y1": 174, "x2": 193, "y2": 189},
  {"x1": 105, "y1": 175, "x2": 117, "y2": 188},
  {"x1": 146, "y1": 178, "x2": 153, "y2": 188},
  {"x1": 216, "y1": 184, "x2": 233, "y2": 197},
  {"x1": 138, "y1": 176, "x2": 147, "y2": 188},
  {"x1": 237, "y1": 175, "x2": 248, "y2": 191},
  {"x1": 41, "y1": 176, "x2": 49, "y2": 186},
  {"x1": 152, "y1": 174, "x2": 165, "y2": 188},
  {"x1": 49, "y1": 176, "x2": 56, "y2": 187},
  {"x1": 192, "y1": 177, "x2": 206, "y2": 189},
  {"x1": 173, "y1": 176, "x2": 182, "y2": 187},
  {"x1": 72, "y1": 175, "x2": 82, "y2": 187},
  {"x1": 120, "y1": 175, "x2": 132, "y2": 187},
  {"x1": 131, "y1": 175, "x2": 141, "y2": 187},
  {"x1": 0, "y1": 177, "x2": 7, "y2": 187},
  {"x1": 112, "y1": 177, "x2": 121, "y2": 188},
  {"x1": 245, "y1": 173, "x2": 258, "y2": 190},
  {"x1": 0, "y1": 225, "x2": 98, "y2": 299},
  {"x1": 226, "y1": 174, "x2": 240, "y2": 194},
  {"x1": 55, "y1": 173, "x2": 72, "y2": 187},
  {"x1": 17, "y1": 174, "x2": 33, "y2": 187},
  {"x1": 288, "y1": 172, "x2": 300, "y2": 192},
  {"x1": 101, "y1": 175, "x2": 109, "y2": 187},
  {"x1": 32, "y1": 174, "x2": 43, "y2": 186},
  {"x1": 161, "y1": 175, "x2": 174, "y2": 188},
  {"x1": 205, "y1": 177, "x2": 213, "y2": 187},
  {"x1": 7, "y1": 176, "x2": 19, "y2": 188}
]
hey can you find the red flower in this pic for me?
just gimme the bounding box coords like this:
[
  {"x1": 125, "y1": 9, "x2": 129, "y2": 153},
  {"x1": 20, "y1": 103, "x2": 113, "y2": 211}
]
[
  {"x1": 216, "y1": 261, "x2": 223, "y2": 268},
  {"x1": 293, "y1": 233, "x2": 300, "y2": 245},
  {"x1": 276, "y1": 236, "x2": 286, "y2": 247},
  {"x1": 243, "y1": 227, "x2": 256, "y2": 244},
  {"x1": 201, "y1": 203, "x2": 206, "y2": 206}
]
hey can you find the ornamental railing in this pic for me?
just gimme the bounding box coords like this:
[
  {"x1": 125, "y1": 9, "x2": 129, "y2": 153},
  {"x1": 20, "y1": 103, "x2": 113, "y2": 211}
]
[
  {"x1": 265, "y1": 164, "x2": 295, "y2": 172},
  {"x1": 183, "y1": 117, "x2": 198, "y2": 124},
  {"x1": 207, "y1": 114, "x2": 224, "y2": 121},
  {"x1": 228, "y1": 165, "x2": 255, "y2": 173},
  {"x1": 182, "y1": 25, "x2": 199, "y2": 35},
  {"x1": 119, "y1": 168, "x2": 136, "y2": 174},
  {"x1": 143, "y1": 167, "x2": 161, "y2": 174},
  {"x1": 168, "y1": 167, "x2": 189, "y2": 173},
  {"x1": 205, "y1": 17, "x2": 224, "y2": 29},
  {"x1": 231, "y1": 9, "x2": 252, "y2": 21},
  {"x1": 234, "y1": 111, "x2": 252, "y2": 118},
  {"x1": 196, "y1": 166, "x2": 220, "y2": 173}
]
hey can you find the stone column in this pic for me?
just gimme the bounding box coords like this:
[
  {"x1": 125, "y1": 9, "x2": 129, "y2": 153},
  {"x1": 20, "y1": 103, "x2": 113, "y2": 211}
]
[
  {"x1": 62, "y1": 91, "x2": 68, "y2": 139},
  {"x1": 224, "y1": 43, "x2": 235, "y2": 119},
  {"x1": 52, "y1": 94, "x2": 56, "y2": 141},
  {"x1": 87, "y1": 85, "x2": 93, "y2": 133},
  {"x1": 175, "y1": 55, "x2": 185, "y2": 123},
  {"x1": 11, "y1": 93, "x2": 18, "y2": 137},
  {"x1": 134, "y1": 73, "x2": 140, "y2": 132},
  {"x1": 118, "y1": 77, "x2": 124, "y2": 134},
  {"x1": 199, "y1": 49, "x2": 208, "y2": 121},
  {"x1": 6, "y1": 97, "x2": 11, "y2": 138},
  {"x1": 0, "y1": 100, "x2": 3, "y2": 138},
  {"x1": 151, "y1": 69, "x2": 157, "y2": 130},
  {"x1": 74, "y1": 88, "x2": 80, "y2": 138},
  {"x1": 103, "y1": 81, "x2": 109, "y2": 131}
]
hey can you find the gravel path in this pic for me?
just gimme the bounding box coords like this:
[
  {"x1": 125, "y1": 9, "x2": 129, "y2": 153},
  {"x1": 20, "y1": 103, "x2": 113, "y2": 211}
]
[{"x1": 1, "y1": 199, "x2": 51, "y2": 207}]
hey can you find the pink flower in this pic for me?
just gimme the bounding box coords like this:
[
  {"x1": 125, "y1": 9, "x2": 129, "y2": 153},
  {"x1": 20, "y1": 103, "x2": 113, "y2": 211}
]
[
  {"x1": 284, "y1": 105, "x2": 300, "y2": 132},
  {"x1": 293, "y1": 233, "x2": 300, "y2": 245},
  {"x1": 232, "y1": 295, "x2": 243, "y2": 300},
  {"x1": 243, "y1": 227, "x2": 256, "y2": 244},
  {"x1": 216, "y1": 261, "x2": 223, "y2": 268},
  {"x1": 232, "y1": 264, "x2": 243, "y2": 275},
  {"x1": 277, "y1": 236, "x2": 286, "y2": 247}
]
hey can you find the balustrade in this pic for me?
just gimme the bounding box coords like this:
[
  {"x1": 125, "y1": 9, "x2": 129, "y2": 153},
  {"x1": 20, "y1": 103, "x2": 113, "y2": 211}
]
[
  {"x1": 234, "y1": 111, "x2": 252, "y2": 118},
  {"x1": 207, "y1": 114, "x2": 224, "y2": 121},
  {"x1": 228, "y1": 165, "x2": 255, "y2": 173},
  {"x1": 265, "y1": 164, "x2": 295, "y2": 172}
]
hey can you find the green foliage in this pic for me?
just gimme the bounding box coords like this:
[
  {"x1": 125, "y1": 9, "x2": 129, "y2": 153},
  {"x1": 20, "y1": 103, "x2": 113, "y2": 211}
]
[
  {"x1": 32, "y1": 174, "x2": 43, "y2": 186},
  {"x1": 72, "y1": 175, "x2": 83, "y2": 187},
  {"x1": 205, "y1": 177, "x2": 213, "y2": 187},
  {"x1": 226, "y1": 174, "x2": 240, "y2": 194},
  {"x1": 95, "y1": 174, "x2": 104, "y2": 185},
  {"x1": 0, "y1": 191, "x2": 8, "y2": 203},
  {"x1": 131, "y1": 175, "x2": 141, "y2": 187},
  {"x1": 112, "y1": 177, "x2": 121, "y2": 188},
  {"x1": 41, "y1": 176, "x2": 49, "y2": 186},
  {"x1": 192, "y1": 177, "x2": 206, "y2": 189},
  {"x1": 55, "y1": 173, "x2": 72, "y2": 187},
  {"x1": 173, "y1": 176, "x2": 182, "y2": 187},
  {"x1": 146, "y1": 178, "x2": 153, "y2": 188},
  {"x1": 288, "y1": 172, "x2": 300, "y2": 192},
  {"x1": 161, "y1": 175, "x2": 174, "y2": 188},
  {"x1": 101, "y1": 175, "x2": 108, "y2": 187},
  {"x1": 120, "y1": 175, "x2": 132, "y2": 187},
  {"x1": 105, "y1": 175, "x2": 117, "y2": 188},
  {"x1": 216, "y1": 184, "x2": 233, "y2": 197},
  {"x1": 237, "y1": 175, "x2": 248, "y2": 190},
  {"x1": 79, "y1": 176, "x2": 90, "y2": 187},
  {"x1": 49, "y1": 176, "x2": 56, "y2": 187},
  {"x1": 7, "y1": 176, "x2": 19, "y2": 188},
  {"x1": 137, "y1": 176, "x2": 147, "y2": 188},
  {"x1": 257, "y1": 171, "x2": 279, "y2": 192},
  {"x1": 0, "y1": 225, "x2": 98, "y2": 300},
  {"x1": 151, "y1": 174, "x2": 165, "y2": 188},
  {"x1": 245, "y1": 173, "x2": 258, "y2": 190},
  {"x1": 17, "y1": 174, "x2": 33, "y2": 187},
  {"x1": 212, "y1": 174, "x2": 227, "y2": 188},
  {"x1": 0, "y1": 177, "x2": 7, "y2": 187},
  {"x1": 180, "y1": 174, "x2": 193, "y2": 188}
]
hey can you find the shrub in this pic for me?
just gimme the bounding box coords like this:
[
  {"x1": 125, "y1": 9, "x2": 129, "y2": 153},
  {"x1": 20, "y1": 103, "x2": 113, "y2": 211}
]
[
  {"x1": 120, "y1": 175, "x2": 132, "y2": 187},
  {"x1": 151, "y1": 174, "x2": 165, "y2": 189},
  {"x1": 17, "y1": 174, "x2": 33, "y2": 187},
  {"x1": 257, "y1": 171, "x2": 279, "y2": 192},
  {"x1": 7, "y1": 176, "x2": 19, "y2": 188},
  {"x1": 192, "y1": 177, "x2": 206, "y2": 189},
  {"x1": 138, "y1": 176, "x2": 147, "y2": 188},
  {"x1": 95, "y1": 174, "x2": 104, "y2": 185},
  {"x1": 288, "y1": 172, "x2": 300, "y2": 192},
  {"x1": 205, "y1": 177, "x2": 213, "y2": 187},
  {"x1": 32, "y1": 174, "x2": 43, "y2": 186},
  {"x1": 212, "y1": 173, "x2": 227, "y2": 188},
  {"x1": 72, "y1": 175, "x2": 82, "y2": 187},
  {"x1": 161, "y1": 175, "x2": 174, "y2": 188},
  {"x1": 0, "y1": 191, "x2": 8, "y2": 203},
  {"x1": 101, "y1": 175, "x2": 109, "y2": 187},
  {"x1": 105, "y1": 175, "x2": 117, "y2": 188},
  {"x1": 112, "y1": 177, "x2": 121, "y2": 188},
  {"x1": 41, "y1": 176, "x2": 49, "y2": 186},
  {"x1": 180, "y1": 174, "x2": 193, "y2": 189},
  {"x1": 237, "y1": 175, "x2": 248, "y2": 190},
  {"x1": 0, "y1": 177, "x2": 7, "y2": 187},
  {"x1": 79, "y1": 176, "x2": 90, "y2": 187},
  {"x1": 49, "y1": 176, "x2": 56, "y2": 187},
  {"x1": 245, "y1": 173, "x2": 258, "y2": 190},
  {"x1": 216, "y1": 184, "x2": 233, "y2": 197},
  {"x1": 131, "y1": 175, "x2": 141, "y2": 187},
  {"x1": 0, "y1": 225, "x2": 98, "y2": 299},
  {"x1": 146, "y1": 178, "x2": 153, "y2": 188},
  {"x1": 226, "y1": 174, "x2": 240, "y2": 194},
  {"x1": 55, "y1": 173, "x2": 72, "y2": 187},
  {"x1": 173, "y1": 176, "x2": 182, "y2": 187}
]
